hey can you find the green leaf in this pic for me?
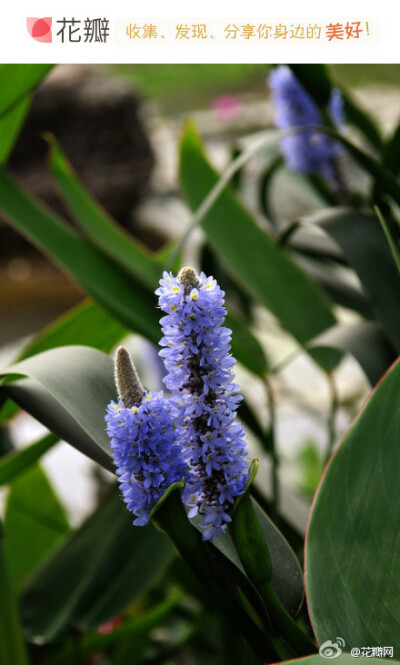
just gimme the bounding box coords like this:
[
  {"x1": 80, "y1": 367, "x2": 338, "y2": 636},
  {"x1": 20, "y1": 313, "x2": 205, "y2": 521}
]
[
  {"x1": 0, "y1": 168, "x2": 268, "y2": 380},
  {"x1": 227, "y1": 312, "x2": 268, "y2": 377},
  {"x1": 4, "y1": 465, "x2": 69, "y2": 589},
  {"x1": 47, "y1": 138, "x2": 161, "y2": 288},
  {"x1": 179, "y1": 122, "x2": 338, "y2": 371},
  {"x1": 42, "y1": 595, "x2": 181, "y2": 665},
  {"x1": 0, "y1": 299, "x2": 128, "y2": 426},
  {"x1": 289, "y1": 65, "x2": 332, "y2": 107},
  {"x1": 48, "y1": 142, "x2": 269, "y2": 377},
  {"x1": 205, "y1": 498, "x2": 304, "y2": 619},
  {"x1": 309, "y1": 321, "x2": 396, "y2": 386},
  {"x1": 306, "y1": 358, "x2": 400, "y2": 650},
  {"x1": 19, "y1": 300, "x2": 127, "y2": 361},
  {"x1": 342, "y1": 92, "x2": 382, "y2": 151},
  {"x1": 0, "y1": 64, "x2": 52, "y2": 118},
  {"x1": 1, "y1": 347, "x2": 303, "y2": 620},
  {"x1": 0, "y1": 170, "x2": 160, "y2": 343},
  {"x1": 315, "y1": 209, "x2": 400, "y2": 352},
  {"x1": 283, "y1": 657, "x2": 400, "y2": 665},
  {"x1": 0, "y1": 520, "x2": 29, "y2": 665},
  {"x1": 20, "y1": 487, "x2": 175, "y2": 641},
  {"x1": 0, "y1": 96, "x2": 31, "y2": 164},
  {"x1": 0, "y1": 346, "x2": 116, "y2": 470},
  {"x1": 0, "y1": 433, "x2": 58, "y2": 487},
  {"x1": 288, "y1": 64, "x2": 382, "y2": 150}
]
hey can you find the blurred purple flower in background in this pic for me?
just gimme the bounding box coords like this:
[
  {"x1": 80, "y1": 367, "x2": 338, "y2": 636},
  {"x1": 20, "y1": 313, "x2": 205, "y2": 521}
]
[{"x1": 269, "y1": 65, "x2": 345, "y2": 186}]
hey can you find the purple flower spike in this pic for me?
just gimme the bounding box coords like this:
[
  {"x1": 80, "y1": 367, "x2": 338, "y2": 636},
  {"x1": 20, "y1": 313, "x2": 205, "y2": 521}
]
[
  {"x1": 269, "y1": 65, "x2": 345, "y2": 185},
  {"x1": 106, "y1": 348, "x2": 186, "y2": 526},
  {"x1": 156, "y1": 268, "x2": 250, "y2": 540}
]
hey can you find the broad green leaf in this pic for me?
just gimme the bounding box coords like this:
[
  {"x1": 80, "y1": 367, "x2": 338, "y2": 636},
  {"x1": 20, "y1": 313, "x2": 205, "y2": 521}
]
[
  {"x1": 47, "y1": 141, "x2": 268, "y2": 377},
  {"x1": 0, "y1": 346, "x2": 116, "y2": 469},
  {"x1": 48, "y1": 139, "x2": 161, "y2": 288},
  {"x1": 342, "y1": 92, "x2": 383, "y2": 151},
  {"x1": 309, "y1": 321, "x2": 396, "y2": 386},
  {"x1": 41, "y1": 596, "x2": 181, "y2": 665},
  {"x1": 228, "y1": 312, "x2": 268, "y2": 377},
  {"x1": 4, "y1": 465, "x2": 69, "y2": 589},
  {"x1": 379, "y1": 120, "x2": 400, "y2": 175},
  {"x1": 289, "y1": 64, "x2": 332, "y2": 107},
  {"x1": 0, "y1": 300, "x2": 127, "y2": 425},
  {"x1": 19, "y1": 300, "x2": 127, "y2": 361},
  {"x1": 0, "y1": 65, "x2": 52, "y2": 118},
  {"x1": 0, "y1": 96, "x2": 31, "y2": 164},
  {"x1": 0, "y1": 520, "x2": 29, "y2": 665},
  {"x1": 0, "y1": 169, "x2": 268, "y2": 380},
  {"x1": 314, "y1": 209, "x2": 400, "y2": 352},
  {"x1": 306, "y1": 358, "x2": 400, "y2": 650},
  {"x1": 1, "y1": 347, "x2": 303, "y2": 618},
  {"x1": 288, "y1": 64, "x2": 382, "y2": 150},
  {"x1": 20, "y1": 487, "x2": 175, "y2": 641},
  {"x1": 283, "y1": 657, "x2": 400, "y2": 665},
  {"x1": 0, "y1": 433, "x2": 58, "y2": 486},
  {"x1": 0, "y1": 170, "x2": 160, "y2": 343},
  {"x1": 180, "y1": 122, "x2": 338, "y2": 371}
]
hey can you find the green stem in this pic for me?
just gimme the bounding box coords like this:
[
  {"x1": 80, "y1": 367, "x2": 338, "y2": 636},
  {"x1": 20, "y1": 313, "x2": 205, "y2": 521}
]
[
  {"x1": 0, "y1": 521, "x2": 29, "y2": 665},
  {"x1": 151, "y1": 486, "x2": 280, "y2": 663},
  {"x1": 264, "y1": 378, "x2": 279, "y2": 521},
  {"x1": 374, "y1": 205, "x2": 400, "y2": 276},
  {"x1": 325, "y1": 374, "x2": 339, "y2": 465},
  {"x1": 230, "y1": 492, "x2": 316, "y2": 657}
]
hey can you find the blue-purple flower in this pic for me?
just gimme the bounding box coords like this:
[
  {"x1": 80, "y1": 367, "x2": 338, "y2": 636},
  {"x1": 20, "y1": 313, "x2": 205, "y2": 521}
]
[
  {"x1": 156, "y1": 268, "x2": 250, "y2": 540},
  {"x1": 269, "y1": 65, "x2": 344, "y2": 184},
  {"x1": 105, "y1": 390, "x2": 186, "y2": 526}
]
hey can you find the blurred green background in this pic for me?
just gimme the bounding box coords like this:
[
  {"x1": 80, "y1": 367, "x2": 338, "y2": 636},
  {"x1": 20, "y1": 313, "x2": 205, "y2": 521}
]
[{"x1": 107, "y1": 64, "x2": 400, "y2": 112}]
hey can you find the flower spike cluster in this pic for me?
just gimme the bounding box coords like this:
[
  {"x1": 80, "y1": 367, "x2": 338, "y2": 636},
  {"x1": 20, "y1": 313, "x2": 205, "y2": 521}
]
[
  {"x1": 269, "y1": 65, "x2": 344, "y2": 185},
  {"x1": 105, "y1": 349, "x2": 186, "y2": 526},
  {"x1": 156, "y1": 268, "x2": 250, "y2": 540}
]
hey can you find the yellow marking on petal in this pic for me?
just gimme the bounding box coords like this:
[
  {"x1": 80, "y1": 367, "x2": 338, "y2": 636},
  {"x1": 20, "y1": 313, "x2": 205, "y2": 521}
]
[
  {"x1": 173, "y1": 286, "x2": 180, "y2": 292},
  {"x1": 191, "y1": 293, "x2": 199, "y2": 299},
  {"x1": 170, "y1": 305, "x2": 178, "y2": 311}
]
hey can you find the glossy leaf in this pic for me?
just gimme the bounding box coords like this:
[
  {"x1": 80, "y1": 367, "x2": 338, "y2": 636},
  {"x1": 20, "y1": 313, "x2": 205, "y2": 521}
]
[
  {"x1": 289, "y1": 64, "x2": 332, "y2": 107},
  {"x1": 0, "y1": 346, "x2": 303, "y2": 621},
  {"x1": 0, "y1": 96, "x2": 31, "y2": 164},
  {"x1": 0, "y1": 64, "x2": 52, "y2": 118},
  {"x1": 48, "y1": 139, "x2": 161, "y2": 288},
  {"x1": 309, "y1": 321, "x2": 396, "y2": 386},
  {"x1": 0, "y1": 170, "x2": 160, "y2": 343},
  {"x1": 315, "y1": 209, "x2": 400, "y2": 352},
  {"x1": 20, "y1": 487, "x2": 175, "y2": 640},
  {"x1": 0, "y1": 433, "x2": 58, "y2": 487},
  {"x1": 0, "y1": 520, "x2": 29, "y2": 665},
  {"x1": 0, "y1": 346, "x2": 116, "y2": 470},
  {"x1": 19, "y1": 300, "x2": 127, "y2": 361},
  {"x1": 180, "y1": 122, "x2": 338, "y2": 371},
  {"x1": 4, "y1": 465, "x2": 69, "y2": 589},
  {"x1": 0, "y1": 170, "x2": 268, "y2": 380},
  {"x1": 306, "y1": 358, "x2": 400, "y2": 649},
  {"x1": 283, "y1": 657, "x2": 399, "y2": 665}
]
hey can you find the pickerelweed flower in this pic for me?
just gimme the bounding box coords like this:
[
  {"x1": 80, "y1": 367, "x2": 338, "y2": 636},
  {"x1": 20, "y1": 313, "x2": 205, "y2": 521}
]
[
  {"x1": 269, "y1": 65, "x2": 345, "y2": 185},
  {"x1": 105, "y1": 347, "x2": 186, "y2": 526},
  {"x1": 156, "y1": 267, "x2": 250, "y2": 540}
]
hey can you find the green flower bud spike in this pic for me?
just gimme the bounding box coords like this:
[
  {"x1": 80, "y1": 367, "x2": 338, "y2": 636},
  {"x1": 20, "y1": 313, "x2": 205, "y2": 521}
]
[
  {"x1": 178, "y1": 265, "x2": 200, "y2": 293},
  {"x1": 114, "y1": 346, "x2": 145, "y2": 408}
]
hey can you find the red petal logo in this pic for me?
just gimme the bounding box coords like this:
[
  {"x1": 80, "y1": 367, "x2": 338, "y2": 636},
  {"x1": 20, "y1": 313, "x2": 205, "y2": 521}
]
[{"x1": 26, "y1": 18, "x2": 52, "y2": 43}]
